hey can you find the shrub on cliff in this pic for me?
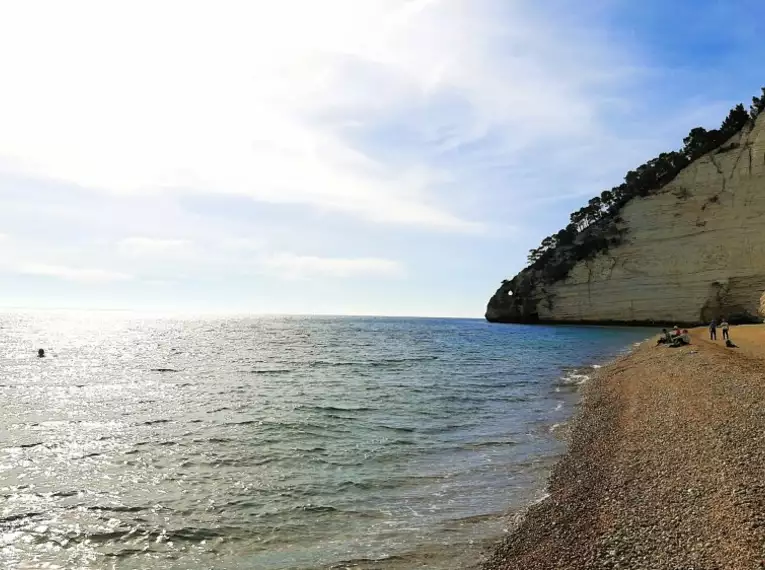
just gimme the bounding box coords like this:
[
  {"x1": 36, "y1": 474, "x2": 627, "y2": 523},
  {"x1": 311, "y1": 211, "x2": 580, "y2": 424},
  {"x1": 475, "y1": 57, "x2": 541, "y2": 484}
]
[
  {"x1": 520, "y1": 89, "x2": 762, "y2": 288},
  {"x1": 751, "y1": 87, "x2": 765, "y2": 120}
]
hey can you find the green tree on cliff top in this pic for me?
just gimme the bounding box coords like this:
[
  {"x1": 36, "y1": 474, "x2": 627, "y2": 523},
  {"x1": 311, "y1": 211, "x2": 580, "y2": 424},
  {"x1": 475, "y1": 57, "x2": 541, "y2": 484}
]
[{"x1": 521, "y1": 87, "x2": 763, "y2": 281}]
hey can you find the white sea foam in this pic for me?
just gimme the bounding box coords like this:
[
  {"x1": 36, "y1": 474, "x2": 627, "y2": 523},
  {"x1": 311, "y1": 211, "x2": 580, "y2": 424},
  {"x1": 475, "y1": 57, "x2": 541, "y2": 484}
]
[
  {"x1": 532, "y1": 491, "x2": 551, "y2": 505},
  {"x1": 560, "y1": 371, "x2": 590, "y2": 385},
  {"x1": 506, "y1": 489, "x2": 553, "y2": 535}
]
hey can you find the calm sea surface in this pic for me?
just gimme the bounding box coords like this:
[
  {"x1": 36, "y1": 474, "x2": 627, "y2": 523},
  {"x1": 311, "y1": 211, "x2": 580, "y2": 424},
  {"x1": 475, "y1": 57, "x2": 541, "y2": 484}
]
[{"x1": 0, "y1": 312, "x2": 652, "y2": 569}]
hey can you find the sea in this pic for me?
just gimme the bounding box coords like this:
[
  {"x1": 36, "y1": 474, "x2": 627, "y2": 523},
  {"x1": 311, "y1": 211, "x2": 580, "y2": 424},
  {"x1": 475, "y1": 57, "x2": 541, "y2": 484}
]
[{"x1": 0, "y1": 312, "x2": 652, "y2": 570}]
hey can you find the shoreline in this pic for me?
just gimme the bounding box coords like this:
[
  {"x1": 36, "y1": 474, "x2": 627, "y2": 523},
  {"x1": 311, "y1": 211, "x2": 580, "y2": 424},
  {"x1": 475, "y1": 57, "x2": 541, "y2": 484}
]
[
  {"x1": 483, "y1": 325, "x2": 765, "y2": 569},
  {"x1": 486, "y1": 317, "x2": 762, "y2": 327},
  {"x1": 324, "y1": 333, "x2": 641, "y2": 570}
]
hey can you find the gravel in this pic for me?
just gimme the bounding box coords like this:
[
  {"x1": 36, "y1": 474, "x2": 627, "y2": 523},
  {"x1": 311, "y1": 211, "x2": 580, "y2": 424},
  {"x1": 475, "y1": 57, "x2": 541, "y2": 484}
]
[{"x1": 483, "y1": 326, "x2": 765, "y2": 570}]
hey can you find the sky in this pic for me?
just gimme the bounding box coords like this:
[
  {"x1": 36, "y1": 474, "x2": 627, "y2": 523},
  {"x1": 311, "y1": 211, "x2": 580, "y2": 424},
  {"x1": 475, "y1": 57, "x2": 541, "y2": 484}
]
[{"x1": 0, "y1": 0, "x2": 763, "y2": 317}]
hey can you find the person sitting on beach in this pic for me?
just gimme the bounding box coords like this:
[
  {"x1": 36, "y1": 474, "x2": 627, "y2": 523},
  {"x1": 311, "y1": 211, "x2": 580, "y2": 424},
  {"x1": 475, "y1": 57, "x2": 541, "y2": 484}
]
[
  {"x1": 671, "y1": 325, "x2": 681, "y2": 337},
  {"x1": 725, "y1": 338, "x2": 737, "y2": 348},
  {"x1": 709, "y1": 319, "x2": 717, "y2": 340},
  {"x1": 656, "y1": 328, "x2": 671, "y2": 345},
  {"x1": 720, "y1": 318, "x2": 730, "y2": 340},
  {"x1": 670, "y1": 330, "x2": 691, "y2": 347}
]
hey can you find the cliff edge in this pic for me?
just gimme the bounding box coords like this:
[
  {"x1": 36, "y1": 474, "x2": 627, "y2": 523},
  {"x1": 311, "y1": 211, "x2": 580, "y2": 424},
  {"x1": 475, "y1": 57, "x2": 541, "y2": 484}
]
[{"x1": 487, "y1": 102, "x2": 765, "y2": 325}]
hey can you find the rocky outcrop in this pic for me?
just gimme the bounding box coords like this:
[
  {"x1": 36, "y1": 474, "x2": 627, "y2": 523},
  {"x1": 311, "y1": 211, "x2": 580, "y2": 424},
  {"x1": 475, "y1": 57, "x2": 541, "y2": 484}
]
[{"x1": 487, "y1": 112, "x2": 765, "y2": 325}]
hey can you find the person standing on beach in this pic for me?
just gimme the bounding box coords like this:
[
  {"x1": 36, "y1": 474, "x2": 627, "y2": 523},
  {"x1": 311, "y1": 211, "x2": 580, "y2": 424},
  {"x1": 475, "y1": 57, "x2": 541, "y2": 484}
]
[
  {"x1": 709, "y1": 319, "x2": 717, "y2": 340},
  {"x1": 721, "y1": 319, "x2": 730, "y2": 340}
]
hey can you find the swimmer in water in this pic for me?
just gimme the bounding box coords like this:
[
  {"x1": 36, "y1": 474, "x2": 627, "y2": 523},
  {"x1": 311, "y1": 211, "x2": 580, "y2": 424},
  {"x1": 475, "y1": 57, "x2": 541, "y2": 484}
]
[{"x1": 38, "y1": 349, "x2": 45, "y2": 358}]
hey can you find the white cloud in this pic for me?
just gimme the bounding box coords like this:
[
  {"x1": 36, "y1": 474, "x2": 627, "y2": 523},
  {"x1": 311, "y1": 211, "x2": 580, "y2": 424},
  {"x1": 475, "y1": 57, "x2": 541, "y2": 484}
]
[
  {"x1": 117, "y1": 237, "x2": 191, "y2": 257},
  {"x1": 17, "y1": 263, "x2": 132, "y2": 283},
  {"x1": 0, "y1": 0, "x2": 700, "y2": 315},
  {"x1": 218, "y1": 237, "x2": 266, "y2": 251},
  {"x1": 0, "y1": 0, "x2": 638, "y2": 234},
  {"x1": 260, "y1": 253, "x2": 405, "y2": 280},
  {"x1": 0, "y1": 1, "x2": 481, "y2": 231}
]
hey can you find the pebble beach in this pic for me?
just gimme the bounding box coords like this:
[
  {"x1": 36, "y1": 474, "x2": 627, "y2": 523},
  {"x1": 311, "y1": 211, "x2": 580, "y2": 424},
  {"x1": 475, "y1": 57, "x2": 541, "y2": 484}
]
[{"x1": 485, "y1": 325, "x2": 765, "y2": 570}]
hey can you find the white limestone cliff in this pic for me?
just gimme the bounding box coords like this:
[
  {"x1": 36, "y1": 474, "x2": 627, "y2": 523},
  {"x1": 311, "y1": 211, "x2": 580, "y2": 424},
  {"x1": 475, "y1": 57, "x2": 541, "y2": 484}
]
[{"x1": 487, "y1": 112, "x2": 765, "y2": 325}]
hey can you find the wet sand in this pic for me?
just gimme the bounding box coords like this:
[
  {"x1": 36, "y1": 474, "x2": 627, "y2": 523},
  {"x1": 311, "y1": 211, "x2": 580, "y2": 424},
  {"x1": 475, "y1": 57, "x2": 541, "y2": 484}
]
[{"x1": 484, "y1": 325, "x2": 765, "y2": 570}]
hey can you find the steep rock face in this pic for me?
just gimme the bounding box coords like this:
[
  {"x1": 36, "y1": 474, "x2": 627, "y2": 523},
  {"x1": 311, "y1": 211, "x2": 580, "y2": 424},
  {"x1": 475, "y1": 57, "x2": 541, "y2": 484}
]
[{"x1": 487, "y1": 114, "x2": 765, "y2": 325}]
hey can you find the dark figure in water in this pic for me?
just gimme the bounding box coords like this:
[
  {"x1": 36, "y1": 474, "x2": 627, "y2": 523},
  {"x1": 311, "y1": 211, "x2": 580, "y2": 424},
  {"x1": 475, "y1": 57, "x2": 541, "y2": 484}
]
[
  {"x1": 709, "y1": 319, "x2": 717, "y2": 340},
  {"x1": 37, "y1": 349, "x2": 45, "y2": 358}
]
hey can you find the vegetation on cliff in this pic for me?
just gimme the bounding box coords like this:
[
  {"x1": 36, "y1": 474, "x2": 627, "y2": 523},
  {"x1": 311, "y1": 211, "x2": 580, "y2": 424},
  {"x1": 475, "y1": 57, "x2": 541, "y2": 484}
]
[{"x1": 508, "y1": 87, "x2": 765, "y2": 296}]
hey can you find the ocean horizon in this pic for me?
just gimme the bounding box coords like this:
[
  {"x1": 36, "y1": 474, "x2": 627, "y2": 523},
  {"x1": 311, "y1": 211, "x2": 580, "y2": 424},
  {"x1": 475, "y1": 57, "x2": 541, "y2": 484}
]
[
  {"x1": 0, "y1": 313, "x2": 652, "y2": 569},
  {"x1": 0, "y1": 308, "x2": 486, "y2": 320}
]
